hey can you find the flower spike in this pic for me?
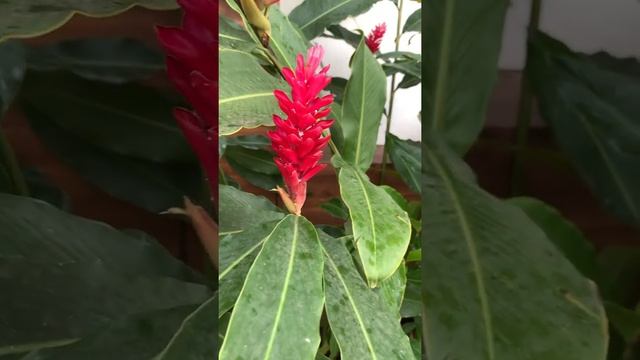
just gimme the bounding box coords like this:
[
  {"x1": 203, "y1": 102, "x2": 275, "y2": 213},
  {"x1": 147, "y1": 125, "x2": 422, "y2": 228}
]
[
  {"x1": 365, "y1": 23, "x2": 387, "y2": 53},
  {"x1": 269, "y1": 45, "x2": 334, "y2": 215},
  {"x1": 156, "y1": 0, "x2": 218, "y2": 204}
]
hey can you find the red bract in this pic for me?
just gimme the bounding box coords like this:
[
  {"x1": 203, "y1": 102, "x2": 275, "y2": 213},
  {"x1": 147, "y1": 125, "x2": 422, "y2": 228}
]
[
  {"x1": 269, "y1": 45, "x2": 334, "y2": 215},
  {"x1": 156, "y1": 0, "x2": 218, "y2": 204},
  {"x1": 365, "y1": 23, "x2": 386, "y2": 53}
]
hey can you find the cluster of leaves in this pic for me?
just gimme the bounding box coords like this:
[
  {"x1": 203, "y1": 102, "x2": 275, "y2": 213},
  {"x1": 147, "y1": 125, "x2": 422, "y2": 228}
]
[
  {"x1": 0, "y1": 0, "x2": 217, "y2": 358},
  {"x1": 218, "y1": 0, "x2": 423, "y2": 358},
  {"x1": 421, "y1": 0, "x2": 640, "y2": 359}
]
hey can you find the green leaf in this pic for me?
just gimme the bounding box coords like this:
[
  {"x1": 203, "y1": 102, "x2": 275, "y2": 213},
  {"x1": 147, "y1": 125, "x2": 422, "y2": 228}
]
[
  {"x1": 0, "y1": 0, "x2": 179, "y2": 42},
  {"x1": 222, "y1": 0, "x2": 264, "y2": 48},
  {"x1": 338, "y1": 38, "x2": 387, "y2": 171},
  {"x1": 153, "y1": 295, "x2": 218, "y2": 360},
  {"x1": 289, "y1": 0, "x2": 378, "y2": 40},
  {"x1": 26, "y1": 38, "x2": 164, "y2": 84},
  {"x1": 423, "y1": 0, "x2": 509, "y2": 153},
  {"x1": 375, "y1": 262, "x2": 407, "y2": 317},
  {"x1": 220, "y1": 15, "x2": 256, "y2": 53},
  {"x1": 338, "y1": 166, "x2": 411, "y2": 286},
  {"x1": 325, "y1": 25, "x2": 361, "y2": 49},
  {"x1": 224, "y1": 135, "x2": 271, "y2": 150},
  {"x1": 403, "y1": 9, "x2": 421, "y2": 33},
  {"x1": 224, "y1": 146, "x2": 279, "y2": 175},
  {"x1": 387, "y1": 134, "x2": 421, "y2": 194},
  {"x1": 528, "y1": 32, "x2": 640, "y2": 226},
  {"x1": 219, "y1": 215, "x2": 324, "y2": 360},
  {"x1": 218, "y1": 221, "x2": 280, "y2": 317},
  {"x1": 508, "y1": 197, "x2": 598, "y2": 279},
  {"x1": 0, "y1": 41, "x2": 25, "y2": 116},
  {"x1": 22, "y1": 72, "x2": 194, "y2": 164},
  {"x1": 267, "y1": 7, "x2": 308, "y2": 70},
  {"x1": 326, "y1": 76, "x2": 348, "y2": 104},
  {"x1": 319, "y1": 232, "x2": 415, "y2": 359},
  {"x1": 400, "y1": 267, "x2": 421, "y2": 318},
  {"x1": 23, "y1": 169, "x2": 70, "y2": 210},
  {"x1": 422, "y1": 139, "x2": 608, "y2": 360},
  {"x1": 23, "y1": 106, "x2": 202, "y2": 213},
  {"x1": 320, "y1": 198, "x2": 349, "y2": 220},
  {"x1": 219, "y1": 48, "x2": 286, "y2": 135},
  {"x1": 225, "y1": 157, "x2": 281, "y2": 190},
  {"x1": 218, "y1": 185, "x2": 284, "y2": 235}
]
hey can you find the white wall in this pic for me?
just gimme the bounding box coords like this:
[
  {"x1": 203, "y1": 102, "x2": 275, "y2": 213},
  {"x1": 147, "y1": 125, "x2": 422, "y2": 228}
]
[{"x1": 280, "y1": 0, "x2": 640, "y2": 143}]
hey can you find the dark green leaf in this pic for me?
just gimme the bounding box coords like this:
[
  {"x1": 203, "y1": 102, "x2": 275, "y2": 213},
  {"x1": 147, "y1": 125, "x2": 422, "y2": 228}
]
[
  {"x1": 24, "y1": 106, "x2": 202, "y2": 213},
  {"x1": 326, "y1": 77, "x2": 348, "y2": 105},
  {"x1": 224, "y1": 146, "x2": 279, "y2": 175},
  {"x1": 325, "y1": 25, "x2": 361, "y2": 49},
  {"x1": 0, "y1": 41, "x2": 25, "y2": 116},
  {"x1": 0, "y1": 0, "x2": 178, "y2": 42},
  {"x1": 320, "y1": 198, "x2": 349, "y2": 220},
  {"x1": 290, "y1": 0, "x2": 378, "y2": 40},
  {"x1": 220, "y1": 215, "x2": 324, "y2": 359},
  {"x1": 422, "y1": 139, "x2": 608, "y2": 360},
  {"x1": 528, "y1": 32, "x2": 640, "y2": 226},
  {"x1": 596, "y1": 246, "x2": 640, "y2": 306},
  {"x1": 26, "y1": 38, "x2": 163, "y2": 84},
  {"x1": 604, "y1": 302, "x2": 640, "y2": 344},
  {"x1": 224, "y1": 135, "x2": 271, "y2": 150},
  {"x1": 267, "y1": 6, "x2": 308, "y2": 69},
  {"x1": 508, "y1": 197, "x2": 598, "y2": 278},
  {"x1": 218, "y1": 185, "x2": 284, "y2": 234},
  {"x1": 403, "y1": 9, "x2": 421, "y2": 33},
  {"x1": 423, "y1": 0, "x2": 509, "y2": 153}
]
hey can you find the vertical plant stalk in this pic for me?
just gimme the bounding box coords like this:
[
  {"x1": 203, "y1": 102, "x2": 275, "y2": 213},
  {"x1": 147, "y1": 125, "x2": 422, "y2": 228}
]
[
  {"x1": 0, "y1": 129, "x2": 29, "y2": 196},
  {"x1": 510, "y1": 0, "x2": 542, "y2": 196},
  {"x1": 380, "y1": 0, "x2": 405, "y2": 184}
]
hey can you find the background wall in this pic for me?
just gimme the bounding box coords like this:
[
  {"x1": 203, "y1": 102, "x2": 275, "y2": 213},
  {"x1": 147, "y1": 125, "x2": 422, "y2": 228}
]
[{"x1": 280, "y1": 0, "x2": 640, "y2": 143}]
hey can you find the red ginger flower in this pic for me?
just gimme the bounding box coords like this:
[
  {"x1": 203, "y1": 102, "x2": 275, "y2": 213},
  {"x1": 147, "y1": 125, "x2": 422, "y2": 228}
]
[
  {"x1": 156, "y1": 0, "x2": 218, "y2": 204},
  {"x1": 365, "y1": 23, "x2": 386, "y2": 53},
  {"x1": 269, "y1": 45, "x2": 334, "y2": 215}
]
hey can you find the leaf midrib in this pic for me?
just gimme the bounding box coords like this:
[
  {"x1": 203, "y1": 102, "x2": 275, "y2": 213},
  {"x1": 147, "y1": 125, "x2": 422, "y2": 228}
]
[
  {"x1": 298, "y1": 0, "x2": 353, "y2": 30},
  {"x1": 263, "y1": 216, "x2": 299, "y2": 359},
  {"x1": 321, "y1": 243, "x2": 378, "y2": 359},
  {"x1": 426, "y1": 150, "x2": 496, "y2": 359},
  {"x1": 353, "y1": 169, "x2": 378, "y2": 281}
]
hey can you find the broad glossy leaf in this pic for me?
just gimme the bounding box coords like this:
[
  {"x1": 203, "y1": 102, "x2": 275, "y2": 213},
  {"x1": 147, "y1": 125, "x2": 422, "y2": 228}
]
[
  {"x1": 225, "y1": 157, "x2": 281, "y2": 190},
  {"x1": 224, "y1": 146, "x2": 279, "y2": 175},
  {"x1": 338, "y1": 166, "x2": 411, "y2": 286},
  {"x1": 290, "y1": 0, "x2": 377, "y2": 40},
  {"x1": 403, "y1": 9, "x2": 421, "y2": 33},
  {"x1": 222, "y1": 0, "x2": 263, "y2": 47},
  {"x1": 0, "y1": 258, "x2": 210, "y2": 357},
  {"x1": 320, "y1": 198, "x2": 349, "y2": 220},
  {"x1": 338, "y1": 39, "x2": 387, "y2": 171},
  {"x1": 508, "y1": 197, "x2": 597, "y2": 278},
  {"x1": 423, "y1": 139, "x2": 608, "y2": 360},
  {"x1": 528, "y1": 32, "x2": 640, "y2": 226},
  {"x1": 267, "y1": 7, "x2": 308, "y2": 69},
  {"x1": 26, "y1": 38, "x2": 163, "y2": 84},
  {"x1": 15, "y1": 305, "x2": 200, "y2": 360},
  {"x1": 224, "y1": 134, "x2": 271, "y2": 150},
  {"x1": 154, "y1": 295, "x2": 218, "y2": 360},
  {"x1": 24, "y1": 106, "x2": 202, "y2": 213},
  {"x1": 400, "y1": 267, "x2": 421, "y2": 318},
  {"x1": 218, "y1": 221, "x2": 280, "y2": 317},
  {"x1": 22, "y1": 72, "x2": 193, "y2": 164},
  {"x1": 0, "y1": 0, "x2": 178, "y2": 42},
  {"x1": 219, "y1": 215, "x2": 324, "y2": 360},
  {"x1": 218, "y1": 185, "x2": 284, "y2": 234},
  {"x1": 319, "y1": 232, "x2": 415, "y2": 360},
  {"x1": 219, "y1": 48, "x2": 286, "y2": 135},
  {"x1": 0, "y1": 194, "x2": 203, "y2": 282},
  {"x1": 423, "y1": 0, "x2": 509, "y2": 153},
  {"x1": 0, "y1": 41, "x2": 25, "y2": 116},
  {"x1": 387, "y1": 134, "x2": 421, "y2": 194}
]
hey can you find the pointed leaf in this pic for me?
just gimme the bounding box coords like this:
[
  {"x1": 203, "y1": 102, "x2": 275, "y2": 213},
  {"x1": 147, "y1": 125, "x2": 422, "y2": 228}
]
[
  {"x1": 528, "y1": 32, "x2": 640, "y2": 226},
  {"x1": 219, "y1": 215, "x2": 324, "y2": 360},
  {"x1": 403, "y1": 9, "x2": 421, "y2": 33},
  {"x1": 319, "y1": 233, "x2": 415, "y2": 360},
  {"x1": 290, "y1": 0, "x2": 378, "y2": 40},
  {"x1": 387, "y1": 134, "x2": 421, "y2": 194},
  {"x1": 423, "y1": 0, "x2": 509, "y2": 153},
  {"x1": 423, "y1": 139, "x2": 608, "y2": 360},
  {"x1": 338, "y1": 39, "x2": 387, "y2": 171},
  {"x1": 338, "y1": 166, "x2": 411, "y2": 286}
]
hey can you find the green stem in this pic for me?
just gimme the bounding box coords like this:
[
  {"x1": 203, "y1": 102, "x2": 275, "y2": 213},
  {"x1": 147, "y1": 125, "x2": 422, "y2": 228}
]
[
  {"x1": 379, "y1": 0, "x2": 405, "y2": 184},
  {"x1": 510, "y1": 0, "x2": 542, "y2": 196},
  {"x1": 0, "y1": 129, "x2": 28, "y2": 196}
]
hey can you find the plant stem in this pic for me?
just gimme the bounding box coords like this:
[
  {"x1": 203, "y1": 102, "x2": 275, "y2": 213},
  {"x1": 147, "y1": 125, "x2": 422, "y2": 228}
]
[
  {"x1": 510, "y1": 0, "x2": 542, "y2": 196},
  {"x1": 0, "y1": 129, "x2": 28, "y2": 196},
  {"x1": 379, "y1": 0, "x2": 404, "y2": 184}
]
